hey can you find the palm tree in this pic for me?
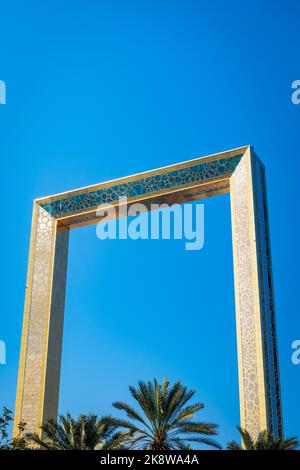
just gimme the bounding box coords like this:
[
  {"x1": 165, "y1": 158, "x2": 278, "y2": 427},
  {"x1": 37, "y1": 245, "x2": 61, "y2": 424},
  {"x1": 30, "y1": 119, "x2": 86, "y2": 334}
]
[
  {"x1": 110, "y1": 378, "x2": 221, "y2": 450},
  {"x1": 227, "y1": 427, "x2": 298, "y2": 450},
  {"x1": 0, "y1": 407, "x2": 28, "y2": 450},
  {"x1": 27, "y1": 413, "x2": 129, "y2": 450}
]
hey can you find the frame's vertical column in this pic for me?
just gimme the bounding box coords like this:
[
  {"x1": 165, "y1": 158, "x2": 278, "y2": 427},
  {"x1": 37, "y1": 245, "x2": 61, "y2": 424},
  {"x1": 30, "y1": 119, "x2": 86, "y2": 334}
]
[
  {"x1": 14, "y1": 205, "x2": 69, "y2": 437},
  {"x1": 250, "y1": 150, "x2": 283, "y2": 438},
  {"x1": 230, "y1": 149, "x2": 282, "y2": 439}
]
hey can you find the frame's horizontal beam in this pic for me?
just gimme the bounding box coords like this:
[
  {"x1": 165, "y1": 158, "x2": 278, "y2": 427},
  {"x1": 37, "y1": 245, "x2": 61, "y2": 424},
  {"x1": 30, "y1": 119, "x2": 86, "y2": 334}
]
[
  {"x1": 37, "y1": 146, "x2": 249, "y2": 228},
  {"x1": 57, "y1": 177, "x2": 230, "y2": 231}
]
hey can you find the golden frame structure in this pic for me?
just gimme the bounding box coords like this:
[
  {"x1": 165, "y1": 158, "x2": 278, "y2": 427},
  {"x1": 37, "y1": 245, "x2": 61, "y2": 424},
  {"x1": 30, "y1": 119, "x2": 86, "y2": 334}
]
[{"x1": 14, "y1": 145, "x2": 283, "y2": 439}]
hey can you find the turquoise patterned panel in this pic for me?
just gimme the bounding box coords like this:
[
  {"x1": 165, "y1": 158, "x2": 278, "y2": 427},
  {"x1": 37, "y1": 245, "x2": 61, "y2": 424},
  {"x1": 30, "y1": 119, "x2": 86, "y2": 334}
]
[{"x1": 41, "y1": 154, "x2": 243, "y2": 217}]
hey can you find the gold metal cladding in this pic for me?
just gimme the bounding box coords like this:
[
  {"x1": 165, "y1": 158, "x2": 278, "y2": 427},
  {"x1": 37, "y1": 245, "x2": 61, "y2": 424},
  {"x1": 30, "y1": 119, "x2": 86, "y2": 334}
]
[
  {"x1": 230, "y1": 150, "x2": 267, "y2": 437},
  {"x1": 35, "y1": 145, "x2": 248, "y2": 206},
  {"x1": 14, "y1": 145, "x2": 283, "y2": 440}
]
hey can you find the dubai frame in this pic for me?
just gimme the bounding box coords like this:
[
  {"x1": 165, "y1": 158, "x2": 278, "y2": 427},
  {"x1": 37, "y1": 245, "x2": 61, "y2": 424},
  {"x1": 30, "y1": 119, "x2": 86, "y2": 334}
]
[{"x1": 14, "y1": 145, "x2": 283, "y2": 439}]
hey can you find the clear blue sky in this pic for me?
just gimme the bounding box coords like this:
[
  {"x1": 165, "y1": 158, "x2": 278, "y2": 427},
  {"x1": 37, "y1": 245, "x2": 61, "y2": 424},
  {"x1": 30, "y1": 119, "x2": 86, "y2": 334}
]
[{"x1": 0, "y1": 0, "x2": 299, "y2": 448}]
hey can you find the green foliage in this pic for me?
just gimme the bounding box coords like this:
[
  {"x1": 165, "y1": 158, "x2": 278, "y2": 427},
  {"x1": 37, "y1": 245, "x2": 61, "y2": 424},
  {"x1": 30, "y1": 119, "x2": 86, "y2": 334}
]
[
  {"x1": 3, "y1": 380, "x2": 298, "y2": 452},
  {"x1": 0, "y1": 407, "x2": 28, "y2": 450},
  {"x1": 0, "y1": 407, "x2": 12, "y2": 450},
  {"x1": 110, "y1": 378, "x2": 222, "y2": 450},
  {"x1": 27, "y1": 413, "x2": 130, "y2": 450},
  {"x1": 227, "y1": 427, "x2": 299, "y2": 450}
]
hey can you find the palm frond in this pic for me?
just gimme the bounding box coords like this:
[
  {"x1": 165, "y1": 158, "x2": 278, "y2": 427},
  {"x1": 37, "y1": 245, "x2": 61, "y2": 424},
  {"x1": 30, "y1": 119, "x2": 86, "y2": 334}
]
[
  {"x1": 184, "y1": 436, "x2": 222, "y2": 449},
  {"x1": 226, "y1": 439, "x2": 241, "y2": 450},
  {"x1": 227, "y1": 427, "x2": 298, "y2": 451},
  {"x1": 111, "y1": 378, "x2": 220, "y2": 450},
  {"x1": 112, "y1": 401, "x2": 151, "y2": 431}
]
